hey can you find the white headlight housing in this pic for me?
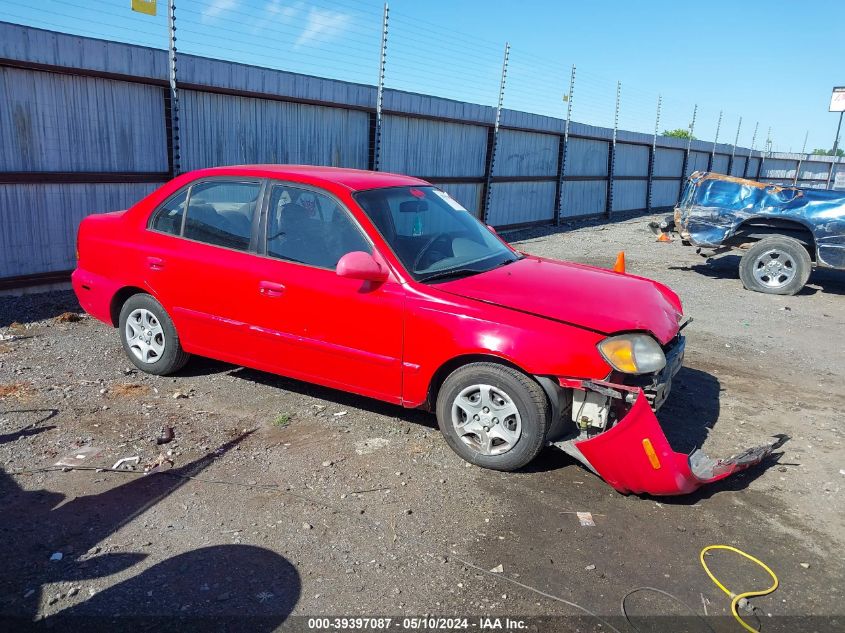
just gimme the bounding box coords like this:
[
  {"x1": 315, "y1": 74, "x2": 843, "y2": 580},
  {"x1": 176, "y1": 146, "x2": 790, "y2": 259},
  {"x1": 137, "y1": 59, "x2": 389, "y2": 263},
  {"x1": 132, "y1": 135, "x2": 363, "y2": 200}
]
[{"x1": 598, "y1": 334, "x2": 666, "y2": 375}]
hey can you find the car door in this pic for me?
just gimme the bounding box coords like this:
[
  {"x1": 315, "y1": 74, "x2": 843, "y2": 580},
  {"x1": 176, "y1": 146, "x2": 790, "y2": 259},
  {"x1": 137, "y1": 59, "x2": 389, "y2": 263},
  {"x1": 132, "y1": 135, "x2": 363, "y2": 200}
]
[
  {"x1": 246, "y1": 182, "x2": 405, "y2": 403},
  {"x1": 144, "y1": 178, "x2": 266, "y2": 364}
]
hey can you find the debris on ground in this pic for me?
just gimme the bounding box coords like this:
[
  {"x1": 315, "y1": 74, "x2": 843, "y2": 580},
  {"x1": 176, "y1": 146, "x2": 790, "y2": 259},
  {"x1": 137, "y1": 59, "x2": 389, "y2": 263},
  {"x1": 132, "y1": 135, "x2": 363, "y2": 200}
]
[
  {"x1": 355, "y1": 438, "x2": 389, "y2": 455},
  {"x1": 333, "y1": 411, "x2": 348, "y2": 417},
  {"x1": 55, "y1": 446, "x2": 103, "y2": 468},
  {"x1": 0, "y1": 383, "x2": 29, "y2": 399},
  {"x1": 55, "y1": 312, "x2": 82, "y2": 323},
  {"x1": 585, "y1": 564, "x2": 596, "y2": 571},
  {"x1": 576, "y1": 511, "x2": 596, "y2": 527},
  {"x1": 144, "y1": 451, "x2": 174, "y2": 474},
  {"x1": 49, "y1": 552, "x2": 63, "y2": 562},
  {"x1": 489, "y1": 564, "x2": 503, "y2": 573},
  {"x1": 156, "y1": 426, "x2": 175, "y2": 445},
  {"x1": 110, "y1": 383, "x2": 150, "y2": 398},
  {"x1": 112, "y1": 455, "x2": 140, "y2": 470}
]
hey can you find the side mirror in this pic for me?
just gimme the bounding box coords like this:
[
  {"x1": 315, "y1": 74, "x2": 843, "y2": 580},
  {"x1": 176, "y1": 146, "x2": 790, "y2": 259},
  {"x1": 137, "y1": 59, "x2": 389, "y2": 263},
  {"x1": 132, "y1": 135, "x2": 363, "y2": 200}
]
[{"x1": 336, "y1": 251, "x2": 388, "y2": 282}]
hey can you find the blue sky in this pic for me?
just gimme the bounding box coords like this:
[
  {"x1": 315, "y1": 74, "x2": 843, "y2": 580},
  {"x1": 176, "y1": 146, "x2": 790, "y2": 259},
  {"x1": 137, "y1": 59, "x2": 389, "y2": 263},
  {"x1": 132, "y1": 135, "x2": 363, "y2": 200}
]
[{"x1": 2, "y1": 0, "x2": 843, "y2": 153}]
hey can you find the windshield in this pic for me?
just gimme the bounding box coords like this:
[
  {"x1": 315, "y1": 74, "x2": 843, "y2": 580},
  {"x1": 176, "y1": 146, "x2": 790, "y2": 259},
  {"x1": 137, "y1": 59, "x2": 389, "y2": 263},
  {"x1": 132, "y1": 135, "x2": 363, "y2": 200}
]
[{"x1": 353, "y1": 186, "x2": 518, "y2": 281}]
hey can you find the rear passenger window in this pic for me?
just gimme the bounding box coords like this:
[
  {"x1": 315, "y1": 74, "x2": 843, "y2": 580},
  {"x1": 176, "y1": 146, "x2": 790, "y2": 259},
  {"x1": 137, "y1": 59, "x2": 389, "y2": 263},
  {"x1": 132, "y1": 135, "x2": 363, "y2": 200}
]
[
  {"x1": 150, "y1": 189, "x2": 188, "y2": 235},
  {"x1": 183, "y1": 181, "x2": 261, "y2": 251}
]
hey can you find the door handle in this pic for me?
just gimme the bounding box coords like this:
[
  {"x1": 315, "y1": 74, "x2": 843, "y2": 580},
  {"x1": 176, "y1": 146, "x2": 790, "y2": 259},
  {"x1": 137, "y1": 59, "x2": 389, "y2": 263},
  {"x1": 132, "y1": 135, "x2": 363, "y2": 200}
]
[
  {"x1": 258, "y1": 281, "x2": 286, "y2": 297},
  {"x1": 146, "y1": 256, "x2": 166, "y2": 270}
]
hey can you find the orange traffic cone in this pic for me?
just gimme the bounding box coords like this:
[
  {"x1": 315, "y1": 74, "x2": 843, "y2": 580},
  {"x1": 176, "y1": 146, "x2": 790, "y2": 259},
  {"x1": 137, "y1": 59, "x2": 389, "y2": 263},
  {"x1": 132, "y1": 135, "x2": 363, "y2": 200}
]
[
  {"x1": 656, "y1": 232, "x2": 672, "y2": 243},
  {"x1": 613, "y1": 251, "x2": 626, "y2": 273}
]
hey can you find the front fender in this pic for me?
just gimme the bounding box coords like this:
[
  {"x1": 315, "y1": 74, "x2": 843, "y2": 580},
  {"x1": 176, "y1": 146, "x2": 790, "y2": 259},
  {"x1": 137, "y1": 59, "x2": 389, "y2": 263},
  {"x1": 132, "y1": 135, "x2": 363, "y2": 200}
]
[{"x1": 401, "y1": 289, "x2": 609, "y2": 407}]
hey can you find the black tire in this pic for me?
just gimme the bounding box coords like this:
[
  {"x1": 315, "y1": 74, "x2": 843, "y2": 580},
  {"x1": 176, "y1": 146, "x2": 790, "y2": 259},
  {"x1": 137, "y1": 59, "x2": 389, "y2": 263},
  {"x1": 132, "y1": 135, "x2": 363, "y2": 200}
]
[
  {"x1": 118, "y1": 293, "x2": 190, "y2": 375},
  {"x1": 435, "y1": 362, "x2": 550, "y2": 471},
  {"x1": 738, "y1": 236, "x2": 811, "y2": 296}
]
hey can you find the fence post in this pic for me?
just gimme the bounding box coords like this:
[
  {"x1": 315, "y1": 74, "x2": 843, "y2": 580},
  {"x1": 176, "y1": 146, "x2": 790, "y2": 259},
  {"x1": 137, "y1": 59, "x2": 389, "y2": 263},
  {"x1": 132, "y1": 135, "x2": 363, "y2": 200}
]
[
  {"x1": 728, "y1": 116, "x2": 741, "y2": 176},
  {"x1": 555, "y1": 64, "x2": 576, "y2": 225},
  {"x1": 744, "y1": 122, "x2": 758, "y2": 179},
  {"x1": 647, "y1": 94, "x2": 661, "y2": 211},
  {"x1": 708, "y1": 110, "x2": 722, "y2": 172},
  {"x1": 606, "y1": 81, "x2": 620, "y2": 218},
  {"x1": 794, "y1": 130, "x2": 808, "y2": 186},
  {"x1": 371, "y1": 2, "x2": 389, "y2": 171},
  {"x1": 167, "y1": 0, "x2": 180, "y2": 176},
  {"x1": 757, "y1": 127, "x2": 770, "y2": 180},
  {"x1": 825, "y1": 158, "x2": 835, "y2": 190},
  {"x1": 481, "y1": 42, "x2": 509, "y2": 224},
  {"x1": 681, "y1": 104, "x2": 697, "y2": 182}
]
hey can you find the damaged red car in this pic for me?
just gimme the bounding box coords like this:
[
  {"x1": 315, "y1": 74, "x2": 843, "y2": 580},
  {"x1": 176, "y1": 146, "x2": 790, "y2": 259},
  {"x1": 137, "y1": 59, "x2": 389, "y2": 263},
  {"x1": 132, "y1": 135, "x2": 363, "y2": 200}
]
[{"x1": 72, "y1": 165, "x2": 773, "y2": 495}]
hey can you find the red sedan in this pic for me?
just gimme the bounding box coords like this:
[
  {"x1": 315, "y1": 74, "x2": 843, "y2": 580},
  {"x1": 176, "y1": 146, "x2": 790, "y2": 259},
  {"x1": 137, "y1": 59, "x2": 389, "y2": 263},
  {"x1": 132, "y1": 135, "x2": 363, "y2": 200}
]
[{"x1": 72, "y1": 165, "x2": 773, "y2": 495}]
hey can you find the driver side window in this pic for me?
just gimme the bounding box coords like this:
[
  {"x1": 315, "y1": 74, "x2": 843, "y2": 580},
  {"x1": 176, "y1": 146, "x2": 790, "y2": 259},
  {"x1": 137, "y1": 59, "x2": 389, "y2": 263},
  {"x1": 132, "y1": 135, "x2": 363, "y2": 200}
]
[{"x1": 265, "y1": 185, "x2": 371, "y2": 269}]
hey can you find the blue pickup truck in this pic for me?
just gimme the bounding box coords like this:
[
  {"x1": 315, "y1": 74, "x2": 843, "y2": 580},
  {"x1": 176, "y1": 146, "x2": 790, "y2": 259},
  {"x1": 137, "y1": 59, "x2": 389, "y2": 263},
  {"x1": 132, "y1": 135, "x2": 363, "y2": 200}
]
[{"x1": 653, "y1": 171, "x2": 845, "y2": 295}]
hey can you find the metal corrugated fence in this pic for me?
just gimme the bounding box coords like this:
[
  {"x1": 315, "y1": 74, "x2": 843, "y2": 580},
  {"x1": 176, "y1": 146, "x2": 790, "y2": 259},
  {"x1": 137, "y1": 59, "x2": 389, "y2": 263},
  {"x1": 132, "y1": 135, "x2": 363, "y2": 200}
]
[{"x1": 1, "y1": 21, "x2": 843, "y2": 286}]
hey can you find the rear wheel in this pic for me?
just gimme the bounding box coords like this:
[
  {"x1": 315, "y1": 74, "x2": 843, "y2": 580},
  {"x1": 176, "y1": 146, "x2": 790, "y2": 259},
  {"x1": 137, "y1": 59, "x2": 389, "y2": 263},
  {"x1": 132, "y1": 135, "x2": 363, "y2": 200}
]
[
  {"x1": 436, "y1": 362, "x2": 550, "y2": 471},
  {"x1": 118, "y1": 293, "x2": 190, "y2": 375},
  {"x1": 738, "y1": 236, "x2": 811, "y2": 296}
]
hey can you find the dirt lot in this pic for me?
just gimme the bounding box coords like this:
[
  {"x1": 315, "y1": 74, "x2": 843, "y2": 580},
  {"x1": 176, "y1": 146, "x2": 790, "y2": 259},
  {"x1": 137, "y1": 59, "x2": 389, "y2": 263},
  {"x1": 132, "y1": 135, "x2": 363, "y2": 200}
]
[{"x1": 1, "y1": 215, "x2": 843, "y2": 632}]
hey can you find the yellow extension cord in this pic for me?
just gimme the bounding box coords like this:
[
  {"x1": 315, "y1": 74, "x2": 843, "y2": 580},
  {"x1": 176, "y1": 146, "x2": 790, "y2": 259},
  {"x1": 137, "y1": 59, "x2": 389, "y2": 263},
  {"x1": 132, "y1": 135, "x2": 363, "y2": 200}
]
[{"x1": 699, "y1": 545, "x2": 779, "y2": 633}]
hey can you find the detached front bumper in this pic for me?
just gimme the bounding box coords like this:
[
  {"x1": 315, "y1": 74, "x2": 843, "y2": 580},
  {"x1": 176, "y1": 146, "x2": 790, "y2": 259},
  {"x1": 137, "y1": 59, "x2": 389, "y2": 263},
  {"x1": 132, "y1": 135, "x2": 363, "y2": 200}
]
[{"x1": 557, "y1": 381, "x2": 776, "y2": 496}]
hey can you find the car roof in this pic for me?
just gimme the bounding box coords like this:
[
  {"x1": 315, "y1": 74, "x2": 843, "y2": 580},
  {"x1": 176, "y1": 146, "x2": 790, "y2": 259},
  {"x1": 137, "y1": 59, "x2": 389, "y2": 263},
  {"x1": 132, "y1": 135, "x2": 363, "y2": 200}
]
[{"x1": 189, "y1": 165, "x2": 429, "y2": 192}]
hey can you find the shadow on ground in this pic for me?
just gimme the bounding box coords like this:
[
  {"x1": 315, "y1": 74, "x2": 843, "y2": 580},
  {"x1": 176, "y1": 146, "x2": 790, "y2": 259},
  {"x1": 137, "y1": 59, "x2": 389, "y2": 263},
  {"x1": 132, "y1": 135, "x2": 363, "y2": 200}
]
[
  {"x1": 0, "y1": 290, "x2": 82, "y2": 327},
  {"x1": 0, "y1": 409, "x2": 58, "y2": 445},
  {"x1": 177, "y1": 355, "x2": 436, "y2": 429},
  {"x1": 668, "y1": 254, "x2": 845, "y2": 296},
  {"x1": 0, "y1": 432, "x2": 300, "y2": 630}
]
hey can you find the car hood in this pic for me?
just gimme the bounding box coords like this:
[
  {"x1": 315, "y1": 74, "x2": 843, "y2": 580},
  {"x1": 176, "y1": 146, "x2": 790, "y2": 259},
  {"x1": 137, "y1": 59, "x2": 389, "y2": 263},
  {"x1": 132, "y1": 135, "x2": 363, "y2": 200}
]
[{"x1": 435, "y1": 256, "x2": 682, "y2": 344}]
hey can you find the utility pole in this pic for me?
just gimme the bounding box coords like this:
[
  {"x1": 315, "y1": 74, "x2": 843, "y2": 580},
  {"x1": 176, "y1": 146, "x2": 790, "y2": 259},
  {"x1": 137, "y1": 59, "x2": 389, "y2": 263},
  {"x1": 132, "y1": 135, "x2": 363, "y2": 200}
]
[
  {"x1": 709, "y1": 110, "x2": 722, "y2": 172},
  {"x1": 681, "y1": 104, "x2": 697, "y2": 180},
  {"x1": 481, "y1": 42, "x2": 509, "y2": 224},
  {"x1": 744, "y1": 121, "x2": 758, "y2": 179},
  {"x1": 167, "y1": 0, "x2": 180, "y2": 175},
  {"x1": 729, "y1": 116, "x2": 741, "y2": 176},
  {"x1": 606, "y1": 81, "x2": 621, "y2": 218},
  {"x1": 833, "y1": 111, "x2": 843, "y2": 156},
  {"x1": 556, "y1": 64, "x2": 576, "y2": 225},
  {"x1": 372, "y1": 2, "x2": 389, "y2": 171},
  {"x1": 647, "y1": 94, "x2": 661, "y2": 210},
  {"x1": 794, "y1": 130, "x2": 808, "y2": 186}
]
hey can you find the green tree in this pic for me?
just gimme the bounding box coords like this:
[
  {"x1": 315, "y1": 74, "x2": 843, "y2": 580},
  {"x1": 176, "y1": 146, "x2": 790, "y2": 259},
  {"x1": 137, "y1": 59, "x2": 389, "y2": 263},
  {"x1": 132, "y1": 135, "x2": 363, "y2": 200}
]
[
  {"x1": 811, "y1": 148, "x2": 845, "y2": 157},
  {"x1": 662, "y1": 128, "x2": 695, "y2": 140}
]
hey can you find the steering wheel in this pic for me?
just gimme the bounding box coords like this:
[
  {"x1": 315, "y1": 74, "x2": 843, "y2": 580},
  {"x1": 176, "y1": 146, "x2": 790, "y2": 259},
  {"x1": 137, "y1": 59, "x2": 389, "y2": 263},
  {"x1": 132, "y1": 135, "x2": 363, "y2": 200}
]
[{"x1": 413, "y1": 232, "x2": 453, "y2": 272}]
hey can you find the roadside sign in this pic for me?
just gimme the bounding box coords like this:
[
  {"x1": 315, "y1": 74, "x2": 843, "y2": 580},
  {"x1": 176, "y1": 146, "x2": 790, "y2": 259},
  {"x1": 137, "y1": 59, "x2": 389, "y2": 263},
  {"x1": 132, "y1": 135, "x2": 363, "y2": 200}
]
[
  {"x1": 131, "y1": 0, "x2": 156, "y2": 16},
  {"x1": 830, "y1": 87, "x2": 845, "y2": 112}
]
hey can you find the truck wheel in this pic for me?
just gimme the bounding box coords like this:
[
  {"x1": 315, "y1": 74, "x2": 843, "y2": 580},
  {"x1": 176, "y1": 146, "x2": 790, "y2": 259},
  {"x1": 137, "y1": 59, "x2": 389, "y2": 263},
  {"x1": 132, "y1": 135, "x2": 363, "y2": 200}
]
[
  {"x1": 118, "y1": 293, "x2": 190, "y2": 375},
  {"x1": 738, "y1": 236, "x2": 811, "y2": 296},
  {"x1": 436, "y1": 362, "x2": 550, "y2": 471}
]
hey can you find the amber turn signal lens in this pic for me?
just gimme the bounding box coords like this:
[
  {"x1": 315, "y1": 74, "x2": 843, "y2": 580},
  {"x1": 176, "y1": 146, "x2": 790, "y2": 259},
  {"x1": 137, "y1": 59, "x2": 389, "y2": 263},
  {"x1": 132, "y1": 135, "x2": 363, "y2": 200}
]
[
  {"x1": 597, "y1": 334, "x2": 666, "y2": 375},
  {"x1": 642, "y1": 438, "x2": 662, "y2": 470}
]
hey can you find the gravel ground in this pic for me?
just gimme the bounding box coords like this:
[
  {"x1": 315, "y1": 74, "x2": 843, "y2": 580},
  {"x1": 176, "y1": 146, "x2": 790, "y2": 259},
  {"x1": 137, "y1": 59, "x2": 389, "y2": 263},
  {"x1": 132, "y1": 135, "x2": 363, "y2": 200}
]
[{"x1": 1, "y1": 214, "x2": 843, "y2": 631}]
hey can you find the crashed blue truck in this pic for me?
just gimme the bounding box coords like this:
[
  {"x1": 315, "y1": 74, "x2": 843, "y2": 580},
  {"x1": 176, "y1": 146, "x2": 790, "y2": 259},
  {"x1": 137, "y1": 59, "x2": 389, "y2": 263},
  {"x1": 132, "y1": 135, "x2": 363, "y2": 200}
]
[{"x1": 653, "y1": 171, "x2": 845, "y2": 295}]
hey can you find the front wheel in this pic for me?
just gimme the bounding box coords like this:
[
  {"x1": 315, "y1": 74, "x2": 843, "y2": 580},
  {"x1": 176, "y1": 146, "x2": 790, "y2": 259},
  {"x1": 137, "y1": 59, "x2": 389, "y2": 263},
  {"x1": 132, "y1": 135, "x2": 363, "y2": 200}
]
[
  {"x1": 118, "y1": 293, "x2": 190, "y2": 375},
  {"x1": 435, "y1": 362, "x2": 550, "y2": 471},
  {"x1": 738, "y1": 236, "x2": 811, "y2": 296}
]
